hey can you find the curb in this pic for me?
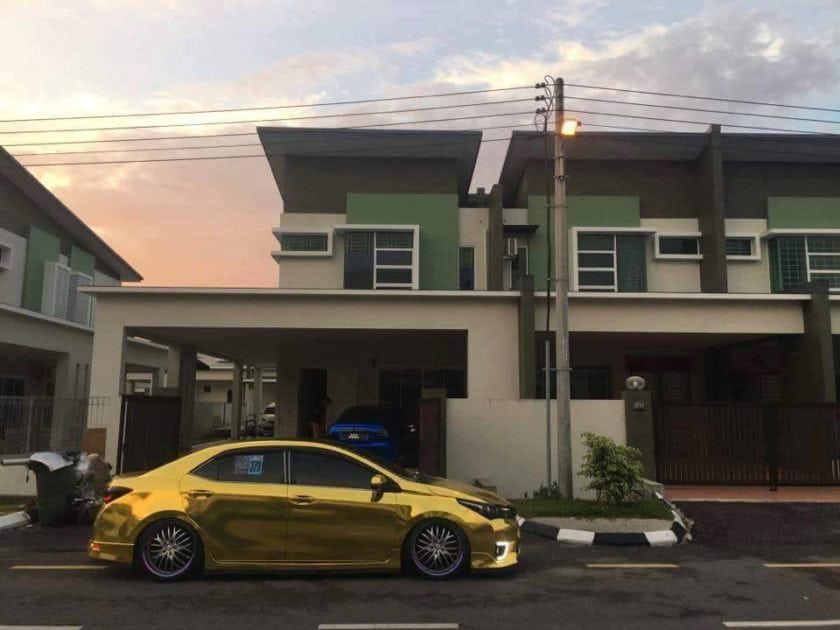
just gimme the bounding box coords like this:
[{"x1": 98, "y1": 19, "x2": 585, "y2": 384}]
[
  {"x1": 517, "y1": 494, "x2": 690, "y2": 547},
  {"x1": 0, "y1": 510, "x2": 30, "y2": 533}
]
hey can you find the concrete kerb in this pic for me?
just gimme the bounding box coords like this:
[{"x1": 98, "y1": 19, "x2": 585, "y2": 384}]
[
  {"x1": 517, "y1": 492, "x2": 691, "y2": 547},
  {"x1": 0, "y1": 510, "x2": 30, "y2": 533}
]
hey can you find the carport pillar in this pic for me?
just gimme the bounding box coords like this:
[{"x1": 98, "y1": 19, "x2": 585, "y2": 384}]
[
  {"x1": 177, "y1": 346, "x2": 197, "y2": 451},
  {"x1": 150, "y1": 367, "x2": 164, "y2": 394},
  {"x1": 274, "y1": 360, "x2": 283, "y2": 438},
  {"x1": 87, "y1": 319, "x2": 127, "y2": 465},
  {"x1": 253, "y1": 368, "x2": 263, "y2": 420},
  {"x1": 622, "y1": 389, "x2": 656, "y2": 479},
  {"x1": 782, "y1": 284, "x2": 837, "y2": 403},
  {"x1": 231, "y1": 362, "x2": 243, "y2": 439}
]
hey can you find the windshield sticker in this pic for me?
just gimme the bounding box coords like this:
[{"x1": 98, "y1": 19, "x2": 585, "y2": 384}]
[{"x1": 234, "y1": 454, "x2": 264, "y2": 476}]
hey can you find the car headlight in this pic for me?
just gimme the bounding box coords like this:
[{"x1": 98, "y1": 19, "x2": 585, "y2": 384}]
[{"x1": 457, "y1": 498, "x2": 517, "y2": 521}]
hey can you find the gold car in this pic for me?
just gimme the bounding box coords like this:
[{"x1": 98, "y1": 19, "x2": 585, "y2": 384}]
[{"x1": 89, "y1": 439, "x2": 519, "y2": 580}]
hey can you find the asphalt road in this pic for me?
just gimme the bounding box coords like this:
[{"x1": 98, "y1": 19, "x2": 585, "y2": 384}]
[{"x1": 0, "y1": 502, "x2": 839, "y2": 629}]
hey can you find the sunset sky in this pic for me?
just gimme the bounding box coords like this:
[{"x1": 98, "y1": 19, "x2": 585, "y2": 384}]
[{"x1": 1, "y1": 0, "x2": 838, "y2": 286}]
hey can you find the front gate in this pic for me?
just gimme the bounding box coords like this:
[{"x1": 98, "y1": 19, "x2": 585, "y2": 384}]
[
  {"x1": 118, "y1": 395, "x2": 182, "y2": 473},
  {"x1": 654, "y1": 403, "x2": 840, "y2": 486}
]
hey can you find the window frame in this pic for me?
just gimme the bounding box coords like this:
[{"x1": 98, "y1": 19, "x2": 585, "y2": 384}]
[
  {"x1": 725, "y1": 234, "x2": 761, "y2": 262},
  {"x1": 570, "y1": 227, "x2": 655, "y2": 292},
  {"x1": 654, "y1": 233, "x2": 703, "y2": 261},
  {"x1": 336, "y1": 224, "x2": 420, "y2": 290},
  {"x1": 0, "y1": 239, "x2": 13, "y2": 271},
  {"x1": 766, "y1": 231, "x2": 840, "y2": 292},
  {"x1": 273, "y1": 230, "x2": 333, "y2": 258}
]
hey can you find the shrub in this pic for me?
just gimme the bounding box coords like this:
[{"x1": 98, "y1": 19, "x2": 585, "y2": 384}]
[
  {"x1": 578, "y1": 432, "x2": 643, "y2": 504},
  {"x1": 529, "y1": 481, "x2": 563, "y2": 500}
]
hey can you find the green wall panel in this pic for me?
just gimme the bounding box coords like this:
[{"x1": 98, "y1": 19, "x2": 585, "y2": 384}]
[
  {"x1": 21, "y1": 226, "x2": 60, "y2": 311},
  {"x1": 768, "y1": 197, "x2": 840, "y2": 229},
  {"x1": 346, "y1": 193, "x2": 459, "y2": 290},
  {"x1": 526, "y1": 195, "x2": 640, "y2": 291},
  {"x1": 70, "y1": 245, "x2": 95, "y2": 275}
]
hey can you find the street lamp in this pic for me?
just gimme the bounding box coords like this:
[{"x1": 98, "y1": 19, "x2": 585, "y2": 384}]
[{"x1": 560, "y1": 118, "x2": 580, "y2": 137}]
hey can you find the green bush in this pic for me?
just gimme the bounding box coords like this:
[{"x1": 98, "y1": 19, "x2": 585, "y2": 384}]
[
  {"x1": 529, "y1": 481, "x2": 563, "y2": 500},
  {"x1": 578, "y1": 432, "x2": 643, "y2": 504}
]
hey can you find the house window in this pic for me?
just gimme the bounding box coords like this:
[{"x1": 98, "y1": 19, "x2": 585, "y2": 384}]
[
  {"x1": 576, "y1": 233, "x2": 646, "y2": 292},
  {"x1": 203, "y1": 385, "x2": 212, "y2": 393},
  {"x1": 770, "y1": 235, "x2": 840, "y2": 291},
  {"x1": 0, "y1": 241, "x2": 12, "y2": 271},
  {"x1": 280, "y1": 233, "x2": 328, "y2": 252},
  {"x1": 654, "y1": 234, "x2": 702, "y2": 260},
  {"x1": 344, "y1": 230, "x2": 415, "y2": 290},
  {"x1": 726, "y1": 237, "x2": 755, "y2": 258},
  {"x1": 459, "y1": 247, "x2": 475, "y2": 290}
]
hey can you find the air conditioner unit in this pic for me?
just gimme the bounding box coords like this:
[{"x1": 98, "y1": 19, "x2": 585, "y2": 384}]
[
  {"x1": 505, "y1": 237, "x2": 519, "y2": 258},
  {"x1": 41, "y1": 262, "x2": 71, "y2": 319},
  {"x1": 68, "y1": 271, "x2": 93, "y2": 325}
]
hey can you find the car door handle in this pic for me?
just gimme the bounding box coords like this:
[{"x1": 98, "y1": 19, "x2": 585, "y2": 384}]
[
  {"x1": 188, "y1": 490, "x2": 214, "y2": 499},
  {"x1": 290, "y1": 494, "x2": 316, "y2": 505}
]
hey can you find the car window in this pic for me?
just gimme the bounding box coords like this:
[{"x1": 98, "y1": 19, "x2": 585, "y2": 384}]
[
  {"x1": 193, "y1": 450, "x2": 285, "y2": 484},
  {"x1": 289, "y1": 450, "x2": 373, "y2": 489},
  {"x1": 263, "y1": 406, "x2": 274, "y2": 415}
]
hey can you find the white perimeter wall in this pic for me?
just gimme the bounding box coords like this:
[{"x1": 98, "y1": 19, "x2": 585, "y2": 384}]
[
  {"x1": 0, "y1": 466, "x2": 36, "y2": 497},
  {"x1": 446, "y1": 398, "x2": 625, "y2": 500}
]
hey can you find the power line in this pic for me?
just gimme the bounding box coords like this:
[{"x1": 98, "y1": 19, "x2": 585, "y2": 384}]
[
  {"x1": 0, "y1": 98, "x2": 536, "y2": 136},
  {"x1": 18, "y1": 131, "x2": 525, "y2": 168},
  {"x1": 0, "y1": 84, "x2": 536, "y2": 124},
  {"x1": 566, "y1": 82, "x2": 840, "y2": 115},
  {"x1": 565, "y1": 95, "x2": 840, "y2": 128},
  {"x1": 13, "y1": 113, "x2": 538, "y2": 158}
]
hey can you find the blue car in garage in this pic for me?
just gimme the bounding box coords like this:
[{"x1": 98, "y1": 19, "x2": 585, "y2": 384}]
[{"x1": 327, "y1": 405, "x2": 412, "y2": 463}]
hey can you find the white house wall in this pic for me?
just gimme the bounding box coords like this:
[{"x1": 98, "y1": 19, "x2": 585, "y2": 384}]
[
  {"x1": 458, "y1": 207, "x2": 489, "y2": 291},
  {"x1": 446, "y1": 398, "x2": 625, "y2": 499},
  {"x1": 726, "y1": 218, "x2": 771, "y2": 294},
  {"x1": 275, "y1": 212, "x2": 345, "y2": 289},
  {"x1": 640, "y1": 218, "x2": 702, "y2": 293}
]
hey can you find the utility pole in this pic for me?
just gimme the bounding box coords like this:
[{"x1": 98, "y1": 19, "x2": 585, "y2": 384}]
[{"x1": 554, "y1": 77, "x2": 573, "y2": 498}]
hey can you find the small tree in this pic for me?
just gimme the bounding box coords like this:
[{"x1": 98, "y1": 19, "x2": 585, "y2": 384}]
[{"x1": 578, "y1": 432, "x2": 643, "y2": 504}]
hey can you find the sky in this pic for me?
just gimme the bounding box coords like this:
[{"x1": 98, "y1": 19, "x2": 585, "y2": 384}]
[{"x1": 1, "y1": 0, "x2": 838, "y2": 286}]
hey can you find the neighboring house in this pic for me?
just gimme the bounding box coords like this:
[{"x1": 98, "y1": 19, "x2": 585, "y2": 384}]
[
  {"x1": 84, "y1": 127, "x2": 840, "y2": 497},
  {"x1": 0, "y1": 146, "x2": 167, "y2": 493}
]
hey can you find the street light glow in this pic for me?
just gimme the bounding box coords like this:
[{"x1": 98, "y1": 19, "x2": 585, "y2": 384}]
[{"x1": 561, "y1": 118, "x2": 580, "y2": 136}]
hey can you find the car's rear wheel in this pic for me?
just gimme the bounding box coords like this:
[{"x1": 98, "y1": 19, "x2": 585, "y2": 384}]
[
  {"x1": 136, "y1": 519, "x2": 203, "y2": 581},
  {"x1": 407, "y1": 519, "x2": 469, "y2": 579}
]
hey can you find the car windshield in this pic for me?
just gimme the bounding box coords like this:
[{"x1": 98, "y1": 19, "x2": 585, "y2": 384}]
[{"x1": 263, "y1": 406, "x2": 274, "y2": 415}]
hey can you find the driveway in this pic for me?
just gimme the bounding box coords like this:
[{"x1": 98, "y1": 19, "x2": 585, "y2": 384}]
[{"x1": 0, "y1": 505, "x2": 838, "y2": 629}]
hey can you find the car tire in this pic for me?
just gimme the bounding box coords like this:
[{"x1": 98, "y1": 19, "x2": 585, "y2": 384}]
[
  {"x1": 135, "y1": 519, "x2": 204, "y2": 581},
  {"x1": 405, "y1": 519, "x2": 469, "y2": 579}
]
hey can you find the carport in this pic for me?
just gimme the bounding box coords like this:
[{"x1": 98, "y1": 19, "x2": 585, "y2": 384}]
[{"x1": 83, "y1": 287, "x2": 520, "y2": 468}]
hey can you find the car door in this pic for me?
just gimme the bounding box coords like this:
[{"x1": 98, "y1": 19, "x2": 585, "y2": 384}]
[
  {"x1": 285, "y1": 447, "x2": 402, "y2": 564},
  {"x1": 180, "y1": 447, "x2": 288, "y2": 563}
]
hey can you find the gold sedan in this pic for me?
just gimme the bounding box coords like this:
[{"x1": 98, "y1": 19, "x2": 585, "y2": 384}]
[{"x1": 89, "y1": 439, "x2": 519, "y2": 580}]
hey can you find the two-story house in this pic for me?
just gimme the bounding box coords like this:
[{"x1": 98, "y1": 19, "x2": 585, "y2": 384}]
[{"x1": 84, "y1": 126, "x2": 840, "y2": 497}]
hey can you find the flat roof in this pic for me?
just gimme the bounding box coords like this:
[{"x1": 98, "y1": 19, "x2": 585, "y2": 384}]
[
  {"x1": 257, "y1": 126, "x2": 482, "y2": 200},
  {"x1": 0, "y1": 146, "x2": 142, "y2": 282},
  {"x1": 499, "y1": 130, "x2": 840, "y2": 206}
]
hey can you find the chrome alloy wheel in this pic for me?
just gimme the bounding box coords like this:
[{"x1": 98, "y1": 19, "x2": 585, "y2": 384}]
[
  {"x1": 142, "y1": 522, "x2": 196, "y2": 578},
  {"x1": 411, "y1": 522, "x2": 465, "y2": 577}
]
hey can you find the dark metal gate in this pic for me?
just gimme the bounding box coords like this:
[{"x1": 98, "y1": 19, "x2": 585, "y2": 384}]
[
  {"x1": 118, "y1": 395, "x2": 182, "y2": 473},
  {"x1": 654, "y1": 403, "x2": 840, "y2": 486}
]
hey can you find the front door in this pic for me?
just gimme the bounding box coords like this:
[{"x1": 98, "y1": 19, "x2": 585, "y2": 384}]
[
  {"x1": 180, "y1": 447, "x2": 288, "y2": 563},
  {"x1": 285, "y1": 447, "x2": 401, "y2": 564}
]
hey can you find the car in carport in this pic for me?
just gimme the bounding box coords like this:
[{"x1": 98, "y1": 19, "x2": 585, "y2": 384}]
[{"x1": 327, "y1": 405, "x2": 414, "y2": 463}]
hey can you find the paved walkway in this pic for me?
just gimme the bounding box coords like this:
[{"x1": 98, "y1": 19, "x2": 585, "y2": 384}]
[{"x1": 666, "y1": 485, "x2": 840, "y2": 502}]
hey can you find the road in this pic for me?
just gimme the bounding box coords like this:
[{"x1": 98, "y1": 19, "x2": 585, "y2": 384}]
[{"x1": 0, "y1": 502, "x2": 839, "y2": 629}]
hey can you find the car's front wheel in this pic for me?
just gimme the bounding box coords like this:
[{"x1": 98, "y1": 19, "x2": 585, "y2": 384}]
[
  {"x1": 406, "y1": 519, "x2": 469, "y2": 579},
  {"x1": 136, "y1": 519, "x2": 203, "y2": 581}
]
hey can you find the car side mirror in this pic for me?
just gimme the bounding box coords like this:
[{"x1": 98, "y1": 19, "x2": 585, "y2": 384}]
[{"x1": 370, "y1": 474, "x2": 387, "y2": 489}]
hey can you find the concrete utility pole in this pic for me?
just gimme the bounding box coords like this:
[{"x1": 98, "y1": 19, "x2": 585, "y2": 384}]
[{"x1": 554, "y1": 77, "x2": 573, "y2": 498}]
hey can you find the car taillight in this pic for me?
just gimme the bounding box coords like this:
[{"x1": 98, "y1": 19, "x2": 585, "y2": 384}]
[{"x1": 102, "y1": 486, "x2": 132, "y2": 504}]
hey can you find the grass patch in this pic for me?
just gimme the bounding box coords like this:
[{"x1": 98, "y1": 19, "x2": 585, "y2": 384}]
[
  {"x1": 512, "y1": 498, "x2": 672, "y2": 520},
  {"x1": 0, "y1": 496, "x2": 33, "y2": 515}
]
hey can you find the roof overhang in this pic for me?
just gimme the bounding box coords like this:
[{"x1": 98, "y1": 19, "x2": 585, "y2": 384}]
[
  {"x1": 0, "y1": 146, "x2": 142, "y2": 282},
  {"x1": 257, "y1": 126, "x2": 482, "y2": 201},
  {"x1": 499, "y1": 130, "x2": 840, "y2": 207}
]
